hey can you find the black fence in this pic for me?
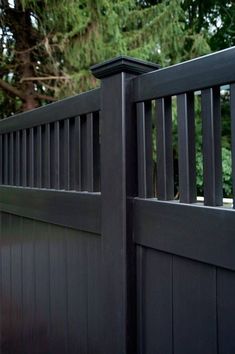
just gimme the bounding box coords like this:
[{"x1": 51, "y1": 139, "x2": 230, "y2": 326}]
[{"x1": 0, "y1": 48, "x2": 235, "y2": 354}]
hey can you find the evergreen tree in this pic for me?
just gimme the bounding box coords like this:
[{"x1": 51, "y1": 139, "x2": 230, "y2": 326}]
[{"x1": 0, "y1": 0, "x2": 209, "y2": 118}]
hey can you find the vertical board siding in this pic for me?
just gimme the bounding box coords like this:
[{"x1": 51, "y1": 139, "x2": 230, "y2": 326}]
[
  {"x1": 0, "y1": 212, "x2": 102, "y2": 354},
  {"x1": 155, "y1": 97, "x2": 174, "y2": 200},
  {"x1": 201, "y1": 87, "x2": 222, "y2": 206},
  {"x1": 67, "y1": 230, "x2": 88, "y2": 354},
  {"x1": 136, "y1": 246, "x2": 144, "y2": 354},
  {"x1": 177, "y1": 92, "x2": 196, "y2": 203},
  {"x1": 173, "y1": 257, "x2": 217, "y2": 354},
  {"x1": 1, "y1": 213, "x2": 12, "y2": 353},
  {"x1": 137, "y1": 101, "x2": 153, "y2": 198},
  {"x1": 49, "y1": 224, "x2": 68, "y2": 354},
  {"x1": 10, "y1": 215, "x2": 23, "y2": 353},
  {"x1": 87, "y1": 235, "x2": 102, "y2": 354},
  {"x1": 34, "y1": 222, "x2": 50, "y2": 353},
  {"x1": 139, "y1": 248, "x2": 173, "y2": 354},
  {"x1": 217, "y1": 268, "x2": 235, "y2": 354},
  {"x1": 22, "y1": 218, "x2": 36, "y2": 353},
  {"x1": 138, "y1": 249, "x2": 219, "y2": 354}
]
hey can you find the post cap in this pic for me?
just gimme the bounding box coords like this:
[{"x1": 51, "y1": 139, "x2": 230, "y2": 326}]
[{"x1": 91, "y1": 55, "x2": 160, "y2": 79}]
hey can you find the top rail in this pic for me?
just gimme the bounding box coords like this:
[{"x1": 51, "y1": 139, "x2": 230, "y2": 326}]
[
  {"x1": 0, "y1": 88, "x2": 100, "y2": 134},
  {"x1": 132, "y1": 46, "x2": 235, "y2": 102}
]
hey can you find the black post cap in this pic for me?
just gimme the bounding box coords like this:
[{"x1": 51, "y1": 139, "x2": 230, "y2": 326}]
[{"x1": 91, "y1": 55, "x2": 160, "y2": 79}]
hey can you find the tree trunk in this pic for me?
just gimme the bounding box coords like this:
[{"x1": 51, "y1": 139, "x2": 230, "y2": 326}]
[{"x1": 3, "y1": 1, "x2": 39, "y2": 111}]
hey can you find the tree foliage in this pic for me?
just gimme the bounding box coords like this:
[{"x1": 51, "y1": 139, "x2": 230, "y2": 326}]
[
  {"x1": 0, "y1": 0, "x2": 210, "y2": 117},
  {"x1": 0, "y1": 0, "x2": 234, "y2": 197}
]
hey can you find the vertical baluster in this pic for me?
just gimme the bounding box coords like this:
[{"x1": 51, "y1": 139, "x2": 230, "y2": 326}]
[
  {"x1": 9, "y1": 132, "x2": 14, "y2": 185},
  {"x1": 61, "y1": 119, "x2": 70, "y2": 190},
  {"x1": 71, "y1": 116, "x2": 81, "y2": 191},
  {"x1": 231, "y1": 83, "x2": 235, "y2": 208},
  {"x1": 85, "y1": 113, "x2": 94, "y2": 192},
  {"x1": 156, "y1": 97, "x2": 174, "y2": 200},
  {"x1": 0, "y1": 135, "x2": 2, "y2": 184},
  {"x1": 69, "y1": 118, "x2": 75, "y2": 190},
  {"x1": 177, "y1": 92, "x2": 196, "y2": 203},
  {"x1": 22, "y1": 129, "x2": 27, "y2": 186},
  {"x1": 201, "y1": 87, "x2": 222, "y2": 206},
  {"x1": 36, "y1": 126, "x2": 42, "y2": 188},
  {"x1": 4, "y1": 134, "x2": 9, "y2": 185},
  {"x1": 43, "y1": 124, "x2": 51, "y2": 188},
  {"x1": 93, "y1": 112, "x2": 100, "y2": 192},
  {"x1": 51, "y1": 121, "x2": 60, "y2": 189},
  {"x1": 137, "y1": 101, "x2": 153, "y2": 198},
  {"x1": 15, "y1": 131, "x2": 21, "y2": 186},
  {"x1": 29, "y1": 128, "x2": 34, "y2": 187}
]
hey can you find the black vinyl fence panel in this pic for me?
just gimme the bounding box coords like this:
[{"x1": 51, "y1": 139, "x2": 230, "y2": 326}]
[{"x1": 0, "y1": 48, "x2": 235, "y2": 354}]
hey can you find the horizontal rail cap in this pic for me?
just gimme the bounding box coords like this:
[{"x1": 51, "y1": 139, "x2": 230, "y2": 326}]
[{"x1": 91, "y1": 55, "x2": 160, "y2": 79}]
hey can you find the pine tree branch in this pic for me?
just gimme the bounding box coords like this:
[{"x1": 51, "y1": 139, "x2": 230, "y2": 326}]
[
  {"x1": 36, "y1": 93, "x2": 57, "y2": 102},
  {"x1": 21, "y1": 76, "x2": 69, "y2": 82},
  {"x1": 0, "y1": 78, "x2": 26, "y2": 100}
]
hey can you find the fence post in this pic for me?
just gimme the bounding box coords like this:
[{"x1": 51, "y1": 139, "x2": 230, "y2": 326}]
[{"x1": 91, "y1": 57, "x2": 158, "y2": 354}]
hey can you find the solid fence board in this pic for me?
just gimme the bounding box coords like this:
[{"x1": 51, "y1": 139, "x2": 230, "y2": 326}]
[
  {"x1": 10, "y1": 215, "x2": 23, "y2": 352},
  {"x1": 49, "y1": 225, "x2": 68, "y2": 354},
  {"x1": 136, "y1": 246, "x2": 144, "y2": 354},
  {"x1": 34, "y1": 221, "x2": 50, "y2": 353},
  {"x1": 1, "y1": 213, "x2": 12, "y2": 353},
  {"x1": 173, "y1": 257, "x2": 217, "y2": 354},
  {"x1": 67, "y1": 231, "x2": 88, "y2": 354},
  {"x1": 217, "y1": 268, "x2": 235, "y2": 354},
  {"x1": 21, "y1": 218, "x2": 36, "y2": 353},
  {"x1": 87, "y1": 235, "x2": 102, "y2": 353},
  {"x1": 141, "y1": 248, "x2": 173, "y2": 354}
]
